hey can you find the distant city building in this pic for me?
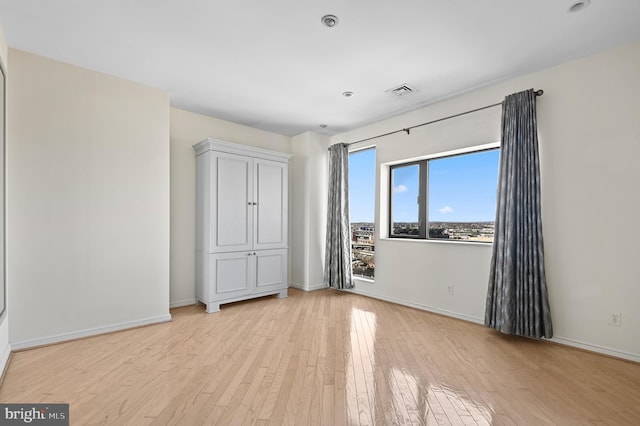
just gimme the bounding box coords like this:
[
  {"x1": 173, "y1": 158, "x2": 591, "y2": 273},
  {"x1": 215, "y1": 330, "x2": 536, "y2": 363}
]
[
  {"x1": 393, "y1": 221, "x2": 494, "y2": 242},
  {"x1": 352, "y1": 226, "x2": 374, "y2": 250},
  {"x1": 350, "y1": 223, "x2": 375, "y2": 278}
]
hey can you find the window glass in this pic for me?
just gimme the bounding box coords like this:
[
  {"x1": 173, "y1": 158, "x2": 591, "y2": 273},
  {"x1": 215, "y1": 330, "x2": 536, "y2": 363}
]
[
  {"x1": 390, "y1": 164, "x2": 420, "y2": 236},
  {"x1": 349, "y1": 148, "x2": 376, "y2": 278},
  {"x1": 428, "y1": 150, "x2": 499, "y2": 241}
]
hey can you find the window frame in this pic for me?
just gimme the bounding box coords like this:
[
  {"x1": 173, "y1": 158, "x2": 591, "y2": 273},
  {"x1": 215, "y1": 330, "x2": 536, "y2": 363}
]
[
  {"x1": 388, "y1": 145, "x2": 500, "y2": 243},
  {"x1": 388, "y1": 160, "x2": 427, "y2": 239}
]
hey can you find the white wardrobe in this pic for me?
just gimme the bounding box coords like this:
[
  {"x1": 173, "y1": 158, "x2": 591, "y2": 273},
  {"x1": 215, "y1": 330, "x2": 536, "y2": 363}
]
[{"x1": 193, "y1": 139, "x2": 291, "y2": 313}]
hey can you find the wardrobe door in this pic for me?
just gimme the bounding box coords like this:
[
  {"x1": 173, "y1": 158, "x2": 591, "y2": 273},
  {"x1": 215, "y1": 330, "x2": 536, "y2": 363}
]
[
  {"x1": 253, "y1": 158, "x2": 287, "y2": 251},
  {"x1": 211, "y1": 152, "x2": 254, "y2": 252}
]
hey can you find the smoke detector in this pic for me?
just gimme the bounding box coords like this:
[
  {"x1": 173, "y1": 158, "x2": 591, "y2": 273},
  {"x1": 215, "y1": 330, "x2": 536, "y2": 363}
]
[
  {"x1": 386, "y1": 84, "x2": 418, "y2": 97},
  {"x1": 568, "y1": 0, "x2": 590, "y2": 13},
  {"x1": 321, "y1": 15, "x2": 339, "y2": 28}
]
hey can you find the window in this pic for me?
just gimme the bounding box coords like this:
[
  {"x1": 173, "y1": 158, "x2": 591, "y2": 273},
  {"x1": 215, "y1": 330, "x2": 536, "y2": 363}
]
[
  {"x1": 348, "y1": 147, "x2": 375, "y2": 279},
  {"x1": 389, "y1": 147, "x2": 499, "y2": 243},
  {"x1": 391, "y1": 163, "x2": 423, "y2": 237}
]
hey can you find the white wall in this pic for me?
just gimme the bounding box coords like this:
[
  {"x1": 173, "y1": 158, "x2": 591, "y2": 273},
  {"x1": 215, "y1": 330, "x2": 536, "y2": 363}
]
[
  {"x1": 169, "y1": 107, "x2": 291, "y2": 307},
  {"x1": 331, "y1": 42, "x2": 640, "y2": 361},
  {"x1": 8, "y1": 49, "x2": 171, "y2": 347},
  {"x1": 0, "y1": 22, "x2": 9, "y2": 375},
  {"x1": 3, "y1": 37, "x2": 636, "y2": 364},
  {"x1": 290, "y1": 132, "x2": 328, "y2": 291}
]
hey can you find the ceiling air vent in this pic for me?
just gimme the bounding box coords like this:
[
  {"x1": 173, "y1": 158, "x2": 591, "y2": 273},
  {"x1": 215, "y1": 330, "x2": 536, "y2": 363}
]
[{"x1": 386, "y1": 84, "x2": 418, "y2": 97}]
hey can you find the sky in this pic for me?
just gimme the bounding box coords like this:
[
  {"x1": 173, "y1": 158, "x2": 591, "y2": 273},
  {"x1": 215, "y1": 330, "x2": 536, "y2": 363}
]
[
  {"x1": 349, "y1": 148, "x2": 500, "y2": 223},
  {"x1": 348, "y1": 148, "x2": 376, "y2": 222}
]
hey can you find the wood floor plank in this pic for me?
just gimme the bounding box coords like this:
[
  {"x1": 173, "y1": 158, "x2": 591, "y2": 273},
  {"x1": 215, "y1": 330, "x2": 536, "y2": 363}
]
[
  {"x1": 255, "y1": 341, "x2": 295, "y2": 421},
  {"x1": 1, "y1": 289, "x2": 639, "y2": 425}
]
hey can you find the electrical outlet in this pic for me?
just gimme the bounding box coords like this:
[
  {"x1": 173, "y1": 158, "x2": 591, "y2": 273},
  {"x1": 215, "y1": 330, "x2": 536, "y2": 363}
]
[
  {"x1": 608, "y1": 313, "x2": 622, "y2": 326},
  {"x1": 447, "y1": 286, "x2": 454, "y2": 296}
]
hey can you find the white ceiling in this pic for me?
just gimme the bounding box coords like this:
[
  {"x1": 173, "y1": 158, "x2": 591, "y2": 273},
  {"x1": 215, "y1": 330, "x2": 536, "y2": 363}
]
[{"x1": 1, "y1": 1, "x2": 639, "y2": 136}]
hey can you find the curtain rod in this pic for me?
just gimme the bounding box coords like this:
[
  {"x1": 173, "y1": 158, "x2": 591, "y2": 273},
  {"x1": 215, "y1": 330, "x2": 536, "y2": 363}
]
[{"x1": 342, "y1": 89, "x2": 544, "y2": 147}]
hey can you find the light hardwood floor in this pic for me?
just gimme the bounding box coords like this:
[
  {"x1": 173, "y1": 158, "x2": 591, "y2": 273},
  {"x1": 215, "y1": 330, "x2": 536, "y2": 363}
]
[{"x1": 1, "y1": 289, "x2": 639, "y2": 425}]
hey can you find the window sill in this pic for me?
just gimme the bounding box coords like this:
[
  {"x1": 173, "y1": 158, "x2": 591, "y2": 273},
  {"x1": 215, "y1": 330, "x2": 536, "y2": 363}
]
[
  {"x1": 380, "y1": 237, "x2": 493, "y2": 247},
  {"x1": 353, "y1": 276, "x2": 374, "y2": 285}
]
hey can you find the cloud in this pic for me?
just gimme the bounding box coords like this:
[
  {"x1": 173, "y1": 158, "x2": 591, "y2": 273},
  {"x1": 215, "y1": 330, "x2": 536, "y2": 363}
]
[
  {"x1": 394, "y1": 184, "x2": 408, "y2": 193},
  {"x1": 439, "y1": 206, "x2": 454, "y2": 214}
]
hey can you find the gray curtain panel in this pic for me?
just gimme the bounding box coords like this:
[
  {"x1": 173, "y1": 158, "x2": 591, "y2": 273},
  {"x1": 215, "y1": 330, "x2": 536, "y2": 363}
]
[
  {"x1": 324, "y1": 143, "x2": 354, "y2": 290},
  {"x1": 485, "y1": 89, "x2": 553, "y2": 339}
]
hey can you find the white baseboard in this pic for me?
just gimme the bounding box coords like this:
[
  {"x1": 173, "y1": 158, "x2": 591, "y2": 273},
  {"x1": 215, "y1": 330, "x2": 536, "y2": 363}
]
[
  {"x1": 11, "y1": 314, "x2": 172, "y2": 351},
  {"x1": 348, "y1": 288, "x2": 640, "y2": 363},
  {"x1": 0, "y1": 342, "x2": 11, "y2": 379},
  {"x1": 346, "y1": 287, "x2": 484, "y2": 324},
  {"x1": 170, "y1": 298, "x2": 196, "y2": 308},
  {"x1": 290, "y1": 282, "x2": 327, "y2": 292},
  {"x1": 306, "y1": 282, "x2": 328, "y2": 292},
  {"x1": 551, "y1": 336, "x2": 640, "y2": 363}
]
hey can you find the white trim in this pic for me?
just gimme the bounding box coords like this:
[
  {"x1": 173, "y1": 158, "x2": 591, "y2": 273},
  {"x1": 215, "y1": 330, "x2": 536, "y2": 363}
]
[
  {"x1": 193, "y1": 138, "x2": 292, "y2": 161},
  {"x1": 0, "y1": 342, "x2": 11, "y2": 379},
  {"x1": 290, "y1": 282, "x2": 327, "y2": 292},
  {"x1": 170, "y1": 298, "x2": 196, "y2": 308},
  {"x1": 347, "y1": 144, "x2": 376, "y2": 154},
  {"x1": 551, "y1": 336, "x2": 640, "y2": 363},
  {"x1": 379, "y1": 237, "x2": 494, "y2": 247},
  {"x1": 307, "y1": 283, "x2": 328, "y2": 292},
  {"x1": 346, "y1": 287, "x2": 484, "y2": 324},
  {"x1": 384, "y1": 141, "x2": 500, "y2": 166},
  {"x1": 349, "y1": 287, "x2": 640, "y2": 363},
  {"x1": 353, "y1": 276, "x2": 375, "y2": 285},
  {"x1": 11, "y1": 314, "x2": 172, "y2": 351}
]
